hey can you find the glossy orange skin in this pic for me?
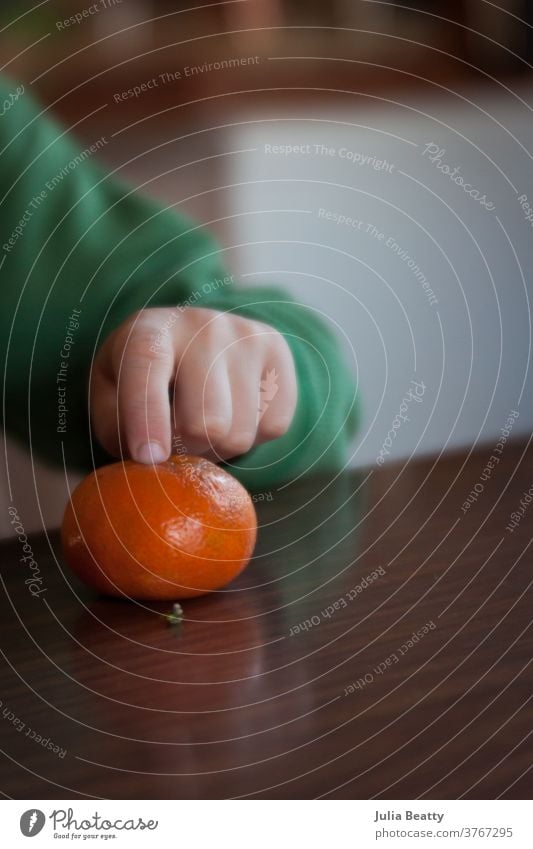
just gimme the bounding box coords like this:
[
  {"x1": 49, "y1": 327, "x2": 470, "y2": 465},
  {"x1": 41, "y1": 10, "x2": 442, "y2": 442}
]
[{"x1": 61, "y1": 455, "x2": 257, "y2": 600}]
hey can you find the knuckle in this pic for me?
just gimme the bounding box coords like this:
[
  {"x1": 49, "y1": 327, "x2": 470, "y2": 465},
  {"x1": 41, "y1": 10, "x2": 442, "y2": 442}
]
[
  {"x1": 116, "y1": 311, "x2": 174, "y2": 363},
  {"x1": 240, "y1": 318, "x2": 268, "y2": 344},
  {"x1": 181, "y1": 417, "x2": 230, "y2": 446},
  {"x1": 203, "y1": 417, "x2": 231, "y2": 442},
  {"x1": 222, "y1": 433, "x2": 255, "y2": 457},
  {"x1": 260, "y1": 416, "x2": 292, "y2": 441},
  {"x1": 187, "y1": 307, "x2": 220, "y2": 333},
  {"x1": 124, "y1": 337, "x2": 171, "y2": 371},
  {"x1": 231, "y1": 314, "x2": 254, "y2": 335},
  {"x1": 179, "y1": 421, "x2": 210, "y2": 446},
  {"x1": 182, "y1": 312, "x2": 224, "y2": 351}
]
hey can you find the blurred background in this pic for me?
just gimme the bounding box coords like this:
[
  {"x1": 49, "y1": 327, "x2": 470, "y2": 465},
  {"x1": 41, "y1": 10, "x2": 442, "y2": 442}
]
[{"x1": 1, "y1": 0, "x2": 533, "y2": 534}]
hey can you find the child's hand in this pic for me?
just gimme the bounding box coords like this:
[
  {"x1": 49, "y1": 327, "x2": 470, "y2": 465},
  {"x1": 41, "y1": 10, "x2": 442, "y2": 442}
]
[{"x1": 90, "y1": 307, "x2": 297, "y2": 464}]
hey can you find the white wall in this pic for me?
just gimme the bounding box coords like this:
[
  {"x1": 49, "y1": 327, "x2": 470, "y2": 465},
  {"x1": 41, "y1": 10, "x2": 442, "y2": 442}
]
[{"x1": 222, "y1": 86, "x2": 533, "y2": 467}]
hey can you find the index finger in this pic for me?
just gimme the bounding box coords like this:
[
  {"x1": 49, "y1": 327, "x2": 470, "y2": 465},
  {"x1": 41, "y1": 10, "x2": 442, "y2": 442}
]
[{"x1": 113, "y1": 315, "x2": 175, "y2": 464}]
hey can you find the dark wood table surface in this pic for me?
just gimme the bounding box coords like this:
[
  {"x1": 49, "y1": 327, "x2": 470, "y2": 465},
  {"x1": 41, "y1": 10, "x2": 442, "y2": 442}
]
[{"x1": 1, "y1": 440, "x2": 532, "y2": 800}]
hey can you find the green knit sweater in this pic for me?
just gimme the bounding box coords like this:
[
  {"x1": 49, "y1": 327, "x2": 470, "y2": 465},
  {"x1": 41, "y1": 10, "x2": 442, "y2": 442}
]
[{"x1": 0, "y1": 77, "x2": 357, "y2": 489}]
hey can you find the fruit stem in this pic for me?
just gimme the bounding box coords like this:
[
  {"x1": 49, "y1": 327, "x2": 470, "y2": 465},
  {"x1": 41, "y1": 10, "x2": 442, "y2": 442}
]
[{"x1": 166, "y1": 602, "x2": 184, "y2": 626}]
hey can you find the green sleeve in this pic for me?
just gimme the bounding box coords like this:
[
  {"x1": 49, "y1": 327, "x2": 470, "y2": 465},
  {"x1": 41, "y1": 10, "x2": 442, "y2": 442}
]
[{"x1": 0, "y1": 77, "x2": 357, "y2": 488}]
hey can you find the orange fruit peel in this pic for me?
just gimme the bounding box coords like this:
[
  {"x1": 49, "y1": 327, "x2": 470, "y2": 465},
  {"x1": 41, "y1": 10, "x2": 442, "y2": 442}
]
[{"x1": 61, "y1": 455, "x2": 257, "y2": 600}]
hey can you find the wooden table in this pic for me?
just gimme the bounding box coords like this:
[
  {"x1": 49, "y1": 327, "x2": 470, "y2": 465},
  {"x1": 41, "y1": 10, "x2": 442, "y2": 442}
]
[{"x1": 1, "y1": 441, "x2": 532, "y2": 799}]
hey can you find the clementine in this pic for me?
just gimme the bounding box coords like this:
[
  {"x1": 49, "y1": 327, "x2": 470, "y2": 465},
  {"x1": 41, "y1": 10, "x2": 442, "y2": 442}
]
[{"x1": 61, "y1": 455, "x2": 257, "y2": 600}]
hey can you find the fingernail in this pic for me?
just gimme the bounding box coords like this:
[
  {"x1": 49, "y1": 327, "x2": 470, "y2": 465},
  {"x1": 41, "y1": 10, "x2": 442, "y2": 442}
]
[{"x1": 136, "y1": 442, "x2": 167, "y2": 464}]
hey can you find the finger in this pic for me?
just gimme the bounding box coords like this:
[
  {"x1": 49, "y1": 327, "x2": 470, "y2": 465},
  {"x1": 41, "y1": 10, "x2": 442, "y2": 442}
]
[
  {"x1": 216, "y1": 354, "x2": 262, "y2": 460},
  {"x1": 175, "y1": 354, "x2": 233, "y2": 456},
  {"x1": 114, "y1": 320, "x2": 174, "y2": 464},
  {"x1": 255, "y1": 338, "x2": 298, "y2": 444}
]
